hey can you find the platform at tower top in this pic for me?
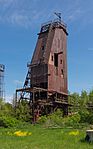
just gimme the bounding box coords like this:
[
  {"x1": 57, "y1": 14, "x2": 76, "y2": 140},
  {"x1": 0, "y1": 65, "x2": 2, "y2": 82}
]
[{"x1": 40, "y1": 18, "x2": 68, "y2": 35}]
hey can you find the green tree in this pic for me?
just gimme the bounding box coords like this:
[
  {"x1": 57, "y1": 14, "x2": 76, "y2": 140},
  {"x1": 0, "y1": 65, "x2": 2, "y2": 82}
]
[
  {"x1": 68, "y1": 93, "x2": 80, "y2": 113},
  {"x1": 79, "y1": 90, "x2": 89, "y2": 110},
  {"x1": 15, "y1": 100, "x2": 32, "y2": 122},
  {"x1": 88, "y1": 90, "x2": 93, "y2": 113}
]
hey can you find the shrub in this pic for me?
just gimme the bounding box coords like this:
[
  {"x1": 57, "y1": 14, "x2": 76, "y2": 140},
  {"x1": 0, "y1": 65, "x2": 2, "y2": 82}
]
[
  {"x1": 79, "y1": 110, "x2": 89, "y2": 123},
  {"x1": 38, "y1": 111, "x2": 81, "y2": 128},
  {"x1": 15, "y1": 101, "x2": 32, "y2": 122},
  {"x1": 87, "y1": 113, "x2": 93, "y2": 124},
  {"x1": 47, "y1": 112, "x2": 63, "y2": 127},
  {"x1": 0, "y1": 116, "x2": 23, "y2": 128},
  {"x1": 37, "y1": 109, "x2": 63, "y2": 127},
  {"x1": 37, "y1": 115, "x2": 47, "y2": 124},
  {"x1": 63, "y1": 113, "x2": 81, "y2": 127}
]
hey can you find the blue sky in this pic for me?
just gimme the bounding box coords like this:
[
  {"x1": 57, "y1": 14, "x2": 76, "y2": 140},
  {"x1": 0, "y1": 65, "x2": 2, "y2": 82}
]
[{"x1": 0, "y1": 0, "x2": 93, "y2": 102}]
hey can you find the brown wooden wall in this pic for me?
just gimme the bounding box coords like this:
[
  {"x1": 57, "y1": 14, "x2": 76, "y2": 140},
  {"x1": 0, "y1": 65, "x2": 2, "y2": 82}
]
[
  {"x1": 31, "y1": 22, "x2": 68, "y2": 94},
  {"x1": 48, "y1": 28, "x2": 68, "y2": 93}
]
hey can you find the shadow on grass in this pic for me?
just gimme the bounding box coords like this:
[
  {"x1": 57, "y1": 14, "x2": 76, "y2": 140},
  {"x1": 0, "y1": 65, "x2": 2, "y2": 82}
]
[{"x1": 80, "y1": 137, "x2": 93, "y2": 145}]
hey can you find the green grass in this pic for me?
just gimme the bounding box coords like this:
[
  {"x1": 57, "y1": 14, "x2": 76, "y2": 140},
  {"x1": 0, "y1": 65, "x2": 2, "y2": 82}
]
[{"x1": 0, "y1": 125, "x2": 93, "y2": 149}]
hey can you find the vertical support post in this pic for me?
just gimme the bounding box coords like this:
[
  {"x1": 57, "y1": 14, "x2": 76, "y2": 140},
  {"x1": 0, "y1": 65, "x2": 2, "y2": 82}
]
[
  {"x1": 14, "y1": 91, "x2": 18, "y2": 115},
  {"x1": 29, "y1": 91, "x2": 32, "y2": 121},
  {"x1": 15, "y1": 91, "x2": 17, "y2": 108},
  {"x1": 66, "y1": 95, "x2": 68, "y2": 115},
  {"x1": 64, "y1": 105, "x2": 68, "y2": 116},
  {"x1": 32, "y1": 90, "x2": 35, "y2": 123}
]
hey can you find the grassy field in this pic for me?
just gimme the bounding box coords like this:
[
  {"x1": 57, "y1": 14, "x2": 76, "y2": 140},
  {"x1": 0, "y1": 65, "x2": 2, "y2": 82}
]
[{"x1": 0, "y1": 125, "x2": 93, "y2": 149}]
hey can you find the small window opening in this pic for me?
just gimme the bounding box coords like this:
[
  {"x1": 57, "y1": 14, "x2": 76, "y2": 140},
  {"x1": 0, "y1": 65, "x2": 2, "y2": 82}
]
[
  {"x1": 60, "y1": 59, "x2": 62, "y2": 64},
  {"x1": 54, "y1": 53, "x2": 58, "y2": 67},
  {"x1": 61, "y1": 69, "x2": 64, "y2": 77},
  {"x1": 51, "y1": 55, "x2": 53, "y2": 61}
]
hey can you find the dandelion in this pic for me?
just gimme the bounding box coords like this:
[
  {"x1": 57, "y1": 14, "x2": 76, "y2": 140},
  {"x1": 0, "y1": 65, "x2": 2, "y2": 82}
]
[
  {"x1": 7, "y1": 130, "x2": 32, "y2": 137},
  {"x1": 14, "y1": 131, "x2": 32, "y2": 137},
  {"x1": 69, "y1": 130, "x2": 79, "y2": 136}
]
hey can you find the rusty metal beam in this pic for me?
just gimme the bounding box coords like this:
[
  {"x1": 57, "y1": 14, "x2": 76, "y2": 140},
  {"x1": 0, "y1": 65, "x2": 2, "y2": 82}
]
[{"x1": 16, "y1": 87, "x2": 68, "y2": 96}]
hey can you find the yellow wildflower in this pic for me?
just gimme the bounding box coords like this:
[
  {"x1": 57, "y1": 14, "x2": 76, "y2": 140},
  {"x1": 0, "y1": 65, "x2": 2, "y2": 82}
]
[
  {"x1": 14, "y1": 131, "x2": 32, "y2": 137},
  {"x1": 69, "y1": 130, "x2": 79, "y2": 136}
]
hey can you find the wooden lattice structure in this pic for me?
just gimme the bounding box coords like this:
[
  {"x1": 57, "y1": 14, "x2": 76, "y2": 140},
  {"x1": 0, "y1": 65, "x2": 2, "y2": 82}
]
[{"x1": 16, "y1": 15, "x2": 69, "y2": 122}]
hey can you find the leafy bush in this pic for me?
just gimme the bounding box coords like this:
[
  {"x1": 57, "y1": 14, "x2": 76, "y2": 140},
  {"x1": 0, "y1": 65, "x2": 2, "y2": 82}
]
[
  {"x1": 38, "y1": 109, "x2": 63, "y2": 128},
  {"x1": 0, "y1": 116, "x2": 23, "y2": 128},
  {"x1": 46, "y1": 110, "x2": 63, "y2": 127},
  {"x1": 38, "y1": 111, "x2": 81, "y2": 128},
  {"x1": 63, "y1": 113, "x2": 81, "y2": 127},
  {"x1": 15, "y1": 100, "x2": 32, "y2": 122},
  {"x1": 78, "y1": 110, "x2": 89, "y2": 123},
  {"x1": 87, "y1": 113, "x2": 93, "y2": 124},
  {"x1": 37, "y1": 115, "x2": 47, "y2": 124},
  {"x1": 0, "y1": 116, "x2": 27, "y2": 128}
]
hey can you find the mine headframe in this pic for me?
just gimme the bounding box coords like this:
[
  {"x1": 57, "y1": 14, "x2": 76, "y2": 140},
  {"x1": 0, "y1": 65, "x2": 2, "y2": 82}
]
[{"x1": 16, "y1": 13, "x2": 69, "y2": 122}]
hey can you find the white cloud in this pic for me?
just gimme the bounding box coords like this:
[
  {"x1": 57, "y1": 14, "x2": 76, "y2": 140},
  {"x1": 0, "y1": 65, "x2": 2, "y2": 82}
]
[
  {"x1": 0, "y1": 0, "x2": 41, "y2": 27},
  {"x1": 7, "y1": 13, "x2": 31, "y2": 27},
  {"x1": 0, "y1": 0, "x2": 93, "y2": 28}
]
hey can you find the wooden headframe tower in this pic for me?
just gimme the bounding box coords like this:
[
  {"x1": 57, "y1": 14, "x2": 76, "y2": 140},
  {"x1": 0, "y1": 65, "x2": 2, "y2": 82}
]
[{"x1": 16, "y1": 14, "x2": 68, "y2": 122}]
